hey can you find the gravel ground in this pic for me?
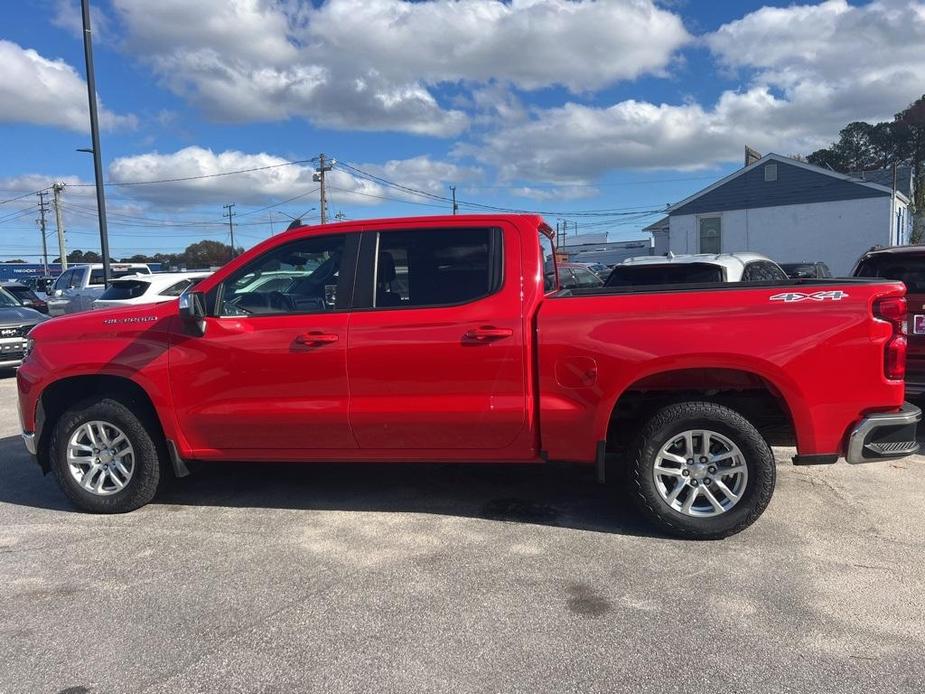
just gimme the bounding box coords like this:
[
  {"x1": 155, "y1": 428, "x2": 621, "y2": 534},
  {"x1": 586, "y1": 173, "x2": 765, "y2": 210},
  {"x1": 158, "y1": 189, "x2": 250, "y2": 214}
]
[{"x1": 1, "y1": 372, "x2": 923, "y2": 693}]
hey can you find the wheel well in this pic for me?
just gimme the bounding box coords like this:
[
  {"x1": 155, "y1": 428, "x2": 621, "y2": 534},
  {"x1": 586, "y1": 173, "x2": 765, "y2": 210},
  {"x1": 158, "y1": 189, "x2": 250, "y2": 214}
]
[
  {"x1": 606, "y1": 368, "x2": 796, "y2": 455},
  {"x1": 37, "y1": 375, "x2": 164, "y2": 470}
]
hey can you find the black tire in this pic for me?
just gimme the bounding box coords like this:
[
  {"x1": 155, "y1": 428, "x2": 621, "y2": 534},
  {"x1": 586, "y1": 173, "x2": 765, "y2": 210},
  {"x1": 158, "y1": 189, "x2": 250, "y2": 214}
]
[
  {"x1": 630, "y1": 401, "x2": 776, "y2": 540},
  {"x1": 49, "y1": 397, "x2": 165, "y2": 513}
]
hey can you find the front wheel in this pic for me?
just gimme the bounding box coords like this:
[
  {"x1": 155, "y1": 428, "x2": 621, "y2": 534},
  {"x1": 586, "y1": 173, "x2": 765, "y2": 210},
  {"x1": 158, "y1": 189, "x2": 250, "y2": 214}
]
[
  {"x1": 49, "y1": 397, "x2": 165, "y2": 513},
  {"x1": 630, "y1": 402, "x2": 776, "y2": 540}
]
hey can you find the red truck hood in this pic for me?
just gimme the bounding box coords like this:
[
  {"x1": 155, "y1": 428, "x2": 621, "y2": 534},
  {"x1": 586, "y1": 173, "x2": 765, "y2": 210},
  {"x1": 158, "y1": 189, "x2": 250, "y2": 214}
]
[{"x1": 28, "y1": 300, "x2": 178, "y2": 340}]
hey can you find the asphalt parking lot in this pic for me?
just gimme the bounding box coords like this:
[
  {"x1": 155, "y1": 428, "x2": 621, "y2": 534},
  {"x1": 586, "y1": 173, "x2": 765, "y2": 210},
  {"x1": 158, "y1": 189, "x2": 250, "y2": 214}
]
[{"x1": 1, "y1": 373, "x2": 924, "y2": 693}]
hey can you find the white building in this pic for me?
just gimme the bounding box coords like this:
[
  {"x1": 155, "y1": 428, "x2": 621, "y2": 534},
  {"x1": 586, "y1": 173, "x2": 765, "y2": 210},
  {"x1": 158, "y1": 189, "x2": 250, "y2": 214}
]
[
  {"x1": 561, "y1": 236, "x2": 652, "y2": 265},
  {"x1": 652, "y1": 153, "x2": 912, "y2": 275}
]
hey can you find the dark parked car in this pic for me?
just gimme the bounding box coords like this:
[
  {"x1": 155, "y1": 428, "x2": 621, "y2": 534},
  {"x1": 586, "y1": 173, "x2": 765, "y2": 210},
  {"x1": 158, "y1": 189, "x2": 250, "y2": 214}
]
[
  {"x1": 1, "y1": 282, "x2": 49, "y2": 314},
  {"x1": 24, "y1": 276, "x2": 57, "y2": 296},
  {"x1": 0, "y1": 287, "x2": 47, "y2": 369},
  {"x1": 780, "y1": 262, "x2": 832, "y2": 279},
  {"x1": 853, "y1": 246, "x2": 925, "y2": 396}
]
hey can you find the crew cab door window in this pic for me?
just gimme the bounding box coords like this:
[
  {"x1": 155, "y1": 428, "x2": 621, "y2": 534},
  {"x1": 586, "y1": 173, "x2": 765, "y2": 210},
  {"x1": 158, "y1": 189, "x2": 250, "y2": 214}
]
[
  {"x1": 368, "y1": 228, "x2": 500, "y2": 308},
  {"x1": 347, "y1": 225, "x2": 527, "y2": 450},
  {"x1": 219, "y1": 234, "x2": 351, "y2": 316}
]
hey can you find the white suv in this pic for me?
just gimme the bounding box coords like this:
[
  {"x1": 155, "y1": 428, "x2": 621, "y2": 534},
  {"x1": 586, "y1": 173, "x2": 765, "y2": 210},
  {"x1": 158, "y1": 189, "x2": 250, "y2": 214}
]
[
  {"x1": 93, "y1": 272, "x2": 211, "y2": 310},
  {"x1": 605, "y1": 252, "x2": 789, "y2": 287}
]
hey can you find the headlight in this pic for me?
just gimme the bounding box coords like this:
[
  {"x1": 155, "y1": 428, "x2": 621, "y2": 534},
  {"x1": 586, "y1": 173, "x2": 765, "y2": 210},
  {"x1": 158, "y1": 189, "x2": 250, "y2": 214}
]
[{"x1": 23, "y1": 337, "x2": 35, "y2": 358}]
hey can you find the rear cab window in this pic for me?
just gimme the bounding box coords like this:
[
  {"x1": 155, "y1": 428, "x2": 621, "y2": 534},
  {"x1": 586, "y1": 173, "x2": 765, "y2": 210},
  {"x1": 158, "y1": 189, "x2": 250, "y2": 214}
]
[
  {"x1": 855, "y1": 255, "x2": 925, "y2": 293},
  {"x1": 99, "y1": 280, "x2": 151, "y2": 301}
]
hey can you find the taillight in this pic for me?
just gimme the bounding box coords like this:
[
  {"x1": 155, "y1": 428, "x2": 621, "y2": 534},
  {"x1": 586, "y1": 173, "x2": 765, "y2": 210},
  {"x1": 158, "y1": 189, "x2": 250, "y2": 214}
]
[{"x1": 875, "y1": 296, "x2": 907, "y2": 380}]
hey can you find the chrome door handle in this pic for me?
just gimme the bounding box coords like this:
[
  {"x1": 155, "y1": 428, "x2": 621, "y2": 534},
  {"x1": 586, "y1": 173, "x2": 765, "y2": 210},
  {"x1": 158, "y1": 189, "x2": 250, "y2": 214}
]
[
  {"x1": 296, "y1": 332, "x2": 339, "y2": 346},
  {"x1": 465, "y1": 326, "x2": 513, "y2": 341}
]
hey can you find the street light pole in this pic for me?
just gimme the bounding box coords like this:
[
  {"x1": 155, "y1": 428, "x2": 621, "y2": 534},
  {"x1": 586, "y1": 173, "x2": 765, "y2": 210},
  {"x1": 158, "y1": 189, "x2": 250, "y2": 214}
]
[{"x1": 80, "y1": 0, "x2": 111, "y2": 286}]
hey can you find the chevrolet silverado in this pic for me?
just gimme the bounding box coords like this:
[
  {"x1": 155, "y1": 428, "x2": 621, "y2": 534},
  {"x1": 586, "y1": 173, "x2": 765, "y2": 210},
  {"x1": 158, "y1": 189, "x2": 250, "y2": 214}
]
[{"x1": 17, "y1": 215, "x2": 920, "y2": 538}]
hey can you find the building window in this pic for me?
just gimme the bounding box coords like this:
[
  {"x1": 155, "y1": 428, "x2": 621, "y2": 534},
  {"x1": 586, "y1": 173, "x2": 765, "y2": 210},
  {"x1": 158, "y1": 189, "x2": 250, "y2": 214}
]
[
  {"x1": 699, "y1": 217, "x2": 721, "y2": 254},
  {"x1": 764, "y1": 163, "x2": 778, "y2": 182}
]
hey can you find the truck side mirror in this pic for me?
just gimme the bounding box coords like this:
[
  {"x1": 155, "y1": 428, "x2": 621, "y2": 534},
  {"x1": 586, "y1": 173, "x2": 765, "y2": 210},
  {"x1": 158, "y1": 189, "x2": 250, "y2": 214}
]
[{"x1": 178, "y1": 290, "x2": 207, "y2": 336}]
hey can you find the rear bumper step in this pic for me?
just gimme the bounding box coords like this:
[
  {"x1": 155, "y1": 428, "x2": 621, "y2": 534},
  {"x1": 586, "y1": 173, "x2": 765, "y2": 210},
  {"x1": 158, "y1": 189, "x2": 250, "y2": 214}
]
[{"x1": 846, "y1": 403, "x2": 921, "y2": 464}]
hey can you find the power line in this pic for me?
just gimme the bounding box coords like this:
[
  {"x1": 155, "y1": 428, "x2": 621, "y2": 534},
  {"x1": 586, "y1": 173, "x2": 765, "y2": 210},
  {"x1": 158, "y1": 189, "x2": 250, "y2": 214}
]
[
  {"x1": 236, "y1": 188, "x2": 320, "y2": 218},
  {"x1": 68, "y1": 158, "x2": 315, "y2": 188},
  {"x1": 1, "y1": 187, "x2": 52, "y2": 206}
]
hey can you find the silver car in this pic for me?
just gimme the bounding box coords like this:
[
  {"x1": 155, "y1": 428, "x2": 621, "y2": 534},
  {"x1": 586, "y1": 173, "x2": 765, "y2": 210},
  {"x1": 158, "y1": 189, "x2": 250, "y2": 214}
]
[{"x1": 0, "y1": 287, "x2": 47, "y2": 369}]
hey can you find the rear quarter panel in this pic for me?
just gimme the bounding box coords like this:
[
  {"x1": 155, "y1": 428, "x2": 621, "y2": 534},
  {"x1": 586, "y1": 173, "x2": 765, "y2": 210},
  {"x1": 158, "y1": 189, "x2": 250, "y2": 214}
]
[{"x1": 537, "y1": 281, "x2": 906, "y2": 462}]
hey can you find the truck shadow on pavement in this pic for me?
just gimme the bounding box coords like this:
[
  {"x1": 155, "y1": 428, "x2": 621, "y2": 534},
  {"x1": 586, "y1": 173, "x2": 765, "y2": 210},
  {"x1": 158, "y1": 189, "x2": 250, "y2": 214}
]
[{"x1": 0, "y1": 434, "x2": 658, "y2": 538}]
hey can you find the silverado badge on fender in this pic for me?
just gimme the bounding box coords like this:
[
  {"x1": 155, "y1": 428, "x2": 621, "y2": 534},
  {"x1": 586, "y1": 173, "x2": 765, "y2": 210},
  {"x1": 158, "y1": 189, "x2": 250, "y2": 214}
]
[{"x1": 769, "y1": 291, "x2": 848, "y2": 302}]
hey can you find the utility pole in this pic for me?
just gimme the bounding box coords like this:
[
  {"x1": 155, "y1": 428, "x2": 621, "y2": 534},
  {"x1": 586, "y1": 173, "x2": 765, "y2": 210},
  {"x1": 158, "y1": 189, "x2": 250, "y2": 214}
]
[
  {"x1": 52, "y1": 183, "x2": 68, "y2": 270},
  {"x1": 268, "y1": 211, "x2": 276, "y2": 236},
  {"x1": 891, "y1": 162, "x2": 899, "y2": 245},
  {"x1": 334, "y1": 211, "x2": 346, "y2": 221},
  {"x1": 80, "y1": 0, "x2": 111, "y2": 286},
  {"x1": 313, "y1": 154, "x2": 335, "y2": 224},
  {"x1": 223, "y1": 203, "x2": 236, "y2": 260},
  {"x1": 36, "y1": 191, "x2": 50, "y2": 275},
  {"x1": 450, "y1": 185, "x2": 458, "y2": 215}
]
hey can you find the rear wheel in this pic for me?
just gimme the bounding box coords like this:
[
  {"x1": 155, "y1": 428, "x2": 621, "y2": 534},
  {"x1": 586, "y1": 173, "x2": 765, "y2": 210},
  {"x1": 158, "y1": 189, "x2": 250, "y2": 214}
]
[
  {"x1": 630, "y1": 402, "x2": 775, "y2": 539},
  {"x1": 50, "y1": 398, "x2": 164, "y2": 513}
]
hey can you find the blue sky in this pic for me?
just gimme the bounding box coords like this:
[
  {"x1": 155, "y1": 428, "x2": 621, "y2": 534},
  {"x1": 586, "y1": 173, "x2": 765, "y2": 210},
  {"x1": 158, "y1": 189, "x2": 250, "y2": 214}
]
[{"x1": 1, "y1": 0, "x2": 923, "y2": 260}]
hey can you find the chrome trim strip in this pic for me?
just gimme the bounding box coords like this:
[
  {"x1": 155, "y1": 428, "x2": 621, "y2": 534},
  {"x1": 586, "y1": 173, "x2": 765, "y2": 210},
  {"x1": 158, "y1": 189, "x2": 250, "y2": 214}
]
[{"x1": 846, "y1": 403, "x2": 921, "y2": 464}]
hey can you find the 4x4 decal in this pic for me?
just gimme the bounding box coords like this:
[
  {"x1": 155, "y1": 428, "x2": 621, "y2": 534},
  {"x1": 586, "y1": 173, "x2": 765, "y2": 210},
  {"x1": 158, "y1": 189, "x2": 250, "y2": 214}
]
[{"x1": 770, "y1": 290, "x2": 848, "y2": 303}]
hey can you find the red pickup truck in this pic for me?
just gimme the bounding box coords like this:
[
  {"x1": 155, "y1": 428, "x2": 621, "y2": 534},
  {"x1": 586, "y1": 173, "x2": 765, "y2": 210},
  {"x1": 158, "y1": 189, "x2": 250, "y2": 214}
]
[{"x1": 17, "y1": 215, "x2": 920, "y2": 539}]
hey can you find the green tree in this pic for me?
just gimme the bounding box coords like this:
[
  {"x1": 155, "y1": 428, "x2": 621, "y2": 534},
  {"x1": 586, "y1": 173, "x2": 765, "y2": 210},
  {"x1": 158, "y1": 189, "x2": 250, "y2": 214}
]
[
  {"x1": 180, "y1": 240, "x2": 239, "y2": 268},
  {"x1": 897, "y1": 95, "x2": 925, "y2": 242}
]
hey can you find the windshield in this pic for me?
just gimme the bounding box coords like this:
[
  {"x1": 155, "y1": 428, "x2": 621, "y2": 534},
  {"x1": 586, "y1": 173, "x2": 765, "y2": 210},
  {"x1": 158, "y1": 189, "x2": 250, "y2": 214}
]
[
  {"x1": 99, "y1": 280, "x2": 151, "y2": 300},
  {"x1": 0, "y1": 287, "x2": 21, "y2": 307},
  {"x1": 605, "y1": 263, "x2": 725, "y2": 287},
  {"x1": 855, "y1": 255, "x2": 925, "y2": 293}
]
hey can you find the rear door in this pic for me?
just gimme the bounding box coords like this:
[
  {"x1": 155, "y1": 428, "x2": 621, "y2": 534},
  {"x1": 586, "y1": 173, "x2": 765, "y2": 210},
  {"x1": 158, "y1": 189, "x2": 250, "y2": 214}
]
[{"x1": 346, "y1": 222, "x2": 530, "y2": 453}]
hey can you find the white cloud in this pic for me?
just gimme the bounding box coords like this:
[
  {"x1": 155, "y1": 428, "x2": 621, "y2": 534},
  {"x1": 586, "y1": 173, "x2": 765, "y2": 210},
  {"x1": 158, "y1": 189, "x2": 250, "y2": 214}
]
[
  {"x1": 108, "y1": 0, "x2": 689, "y2": 136},
  {"x1": 706, "y1": 0, "x2": 925, "y2": 126},
  {"x1": 471, "y1": 0, "x2": 925, "y2": 181},
  {"x1": 51, "y1": 0, "x2": 112, "y2": 42},
  {"x1": 0, "y1": 40, "x2": 136, "y2": 132},
  {"x1": 302, "y1": 0, "x2": 690, "y2": 91},
  {"x1": 105, "y1": 146, "x2": 477, "y2": 209}
]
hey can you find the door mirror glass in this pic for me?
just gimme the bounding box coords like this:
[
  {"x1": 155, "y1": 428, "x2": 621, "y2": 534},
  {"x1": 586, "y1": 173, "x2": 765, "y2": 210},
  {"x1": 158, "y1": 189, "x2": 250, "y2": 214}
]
[{"x1": 178, "y1": 290, "x2": 207, "y2": 335}]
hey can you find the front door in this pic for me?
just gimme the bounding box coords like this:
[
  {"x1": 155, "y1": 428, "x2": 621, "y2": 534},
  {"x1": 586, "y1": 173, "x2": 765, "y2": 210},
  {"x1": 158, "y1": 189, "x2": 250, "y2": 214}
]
[
  {"x1": 169, "y1": 232, "x2": 358, "y2": 454},
  {"x1": 347, "y1": 223, "x2": 529, "y2": 453}
]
